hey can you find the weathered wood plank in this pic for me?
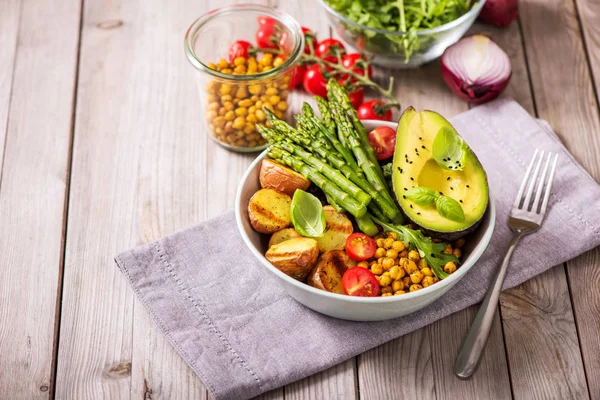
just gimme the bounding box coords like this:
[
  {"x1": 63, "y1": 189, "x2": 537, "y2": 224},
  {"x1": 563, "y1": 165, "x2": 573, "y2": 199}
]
[
  {"x1": 568, "y1": 1, "x2": 600, "y2": 398},
  {"x1": 0, "y1": 0, "x2": 81, "y2": 397},
  {"x1": 358, "y1": 61, "x2": 511, "y2": 400},
  {"x1": 507, "y1": 0, "x2": 600, "y2": 397},
  {"x1": 0, "y1": 0, "x2": 20, "y2": 170}
]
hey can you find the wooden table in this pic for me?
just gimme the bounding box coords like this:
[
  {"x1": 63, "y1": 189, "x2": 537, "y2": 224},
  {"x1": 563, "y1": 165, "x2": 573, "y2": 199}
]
[{"x1": 2, "y1": 0, "x2": 599, "y2": 398}]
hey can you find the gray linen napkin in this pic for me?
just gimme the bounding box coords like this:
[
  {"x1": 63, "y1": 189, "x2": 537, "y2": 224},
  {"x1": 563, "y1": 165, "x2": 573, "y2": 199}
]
[{"x1": 116, "y1": 98, "x2": 600, "y2": 400}]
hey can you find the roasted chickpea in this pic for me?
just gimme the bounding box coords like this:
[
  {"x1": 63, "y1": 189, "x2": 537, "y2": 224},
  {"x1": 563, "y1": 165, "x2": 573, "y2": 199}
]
[
  {"x1": 422, "y1": 276, "x2": 435, "y2": 288},
  {"x1": 383, "y1": 238, "x2": 394, "y2": 249},
  {"x1": 386, "y1": 249, "x2": 398, "y2": 259},
  {"x1": 391, "y1": 241, "x2": 405, "y2": 252},
  {"x1": 410, "y1": 270, "x2": 423, "y2": 284},
  {"x1": 389, "y1": 266, "x2": 401, "y2": 280},
  {"x1": 224, "y1": 110, "x2": 235, "y2": 121},
  {"x1": 444, "y1": 261, "x2": 457, "y2": 274},
  {"x1": 394, "y1": 290, "x2": 406, "y2": 295},
  {"x1": 376, "y1": 238, "x2": 385, "y2": 248},
  {"x1": 217, "y1": 58, "x2": 229, "y2": 69},
  {"x1": 357, "y1": 261, "x2": 369, "y2": 269},
  {"x1": 276, "y1": 101, "x2": 288, "y2": 111},
  {"x1": 379, "y1": 273, "x2": 392, "y2": 287},
  {"x1": 453, "y1": 248, "x2": 462, "y2": 258},
  {"x1": 381, "y1": 257, "x2": 395, "y2": 270},
  {"x1": 392, "y1": 280, "x2": 404, "y2": 292},
  {"x1": 409, "y1": 283, "x2": 423, "y2": 292},
  {"x1": 371, "y1": 264, "x2": 383, "y2": 276},
  {"x1": 443, "y1": 244, "x2": 453, "y2": 255},
  {"x1": 402, "y1": 259, "x2": 418, "y2": 274},
  {"x1": 381, "y1": 293, "x2": 392, "y2": 297},
  {"x1": 235, "y1": 107, "x2": 248, "y2": 117},
  {"x1": 232, "y1": 116, "x2": 245, "y2": 130},
  {"x1": 421, "y1": 267, "x2": 433, "y2": 277},
  {"x1": 402, "y1": 276, "x2": 411, "y2": 288},
  {"x1": 386, "y1": 231, "x2": 398, "y2": 240},
  {"x1": 381, "y1": 286, "x2": 393, "y2": 295},
  {"x1": 408, "y1": 250, "x2": 420, "y2": 262}
]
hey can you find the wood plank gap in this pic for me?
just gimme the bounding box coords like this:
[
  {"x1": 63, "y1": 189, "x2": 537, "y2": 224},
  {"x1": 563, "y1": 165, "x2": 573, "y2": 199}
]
[
  {"x1": 563, "y1": 261, "x2": 593, "y2": 397},
  {"x1": 571, "y1": 0, "x2": 600, "y2": 115},
  {"x1": 515, "y1": 18, "x2": 538, "y2": 116},
  {"x1": 49, "y1": 2, "x2": 86, "y2": 398},
  {"x1": 0, "y1": 0, "x2": 24, "y2": 192},
  {"x1": 496, "y1": 301, "x2": 515, "y2": 400}
]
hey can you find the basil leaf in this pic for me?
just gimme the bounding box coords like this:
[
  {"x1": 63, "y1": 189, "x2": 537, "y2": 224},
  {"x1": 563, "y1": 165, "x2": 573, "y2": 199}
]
[
  {"x1": 432, "y1": 126, "x2": 466, "y2": 171},
  {"x1": 405, "y1": 186, "x2": 438, "y2": 206},
  {"x1": 290, "y1": 189, "x2": 326, "y2": 238},
  {"x1": 435, "y1": 195, "x2": 465, "y2": 222}
]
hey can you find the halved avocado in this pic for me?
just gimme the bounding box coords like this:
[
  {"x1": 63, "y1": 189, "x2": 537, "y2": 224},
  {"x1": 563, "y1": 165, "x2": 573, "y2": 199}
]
[{"x1": 392, "y1": 107, "x2": 489, "y2": 240}]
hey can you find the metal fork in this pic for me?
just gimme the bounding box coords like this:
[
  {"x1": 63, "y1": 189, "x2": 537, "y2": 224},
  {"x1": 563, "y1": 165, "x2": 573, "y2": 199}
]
[{"x1": 455, "y1": 149, "x2": 559, "y2": 379}]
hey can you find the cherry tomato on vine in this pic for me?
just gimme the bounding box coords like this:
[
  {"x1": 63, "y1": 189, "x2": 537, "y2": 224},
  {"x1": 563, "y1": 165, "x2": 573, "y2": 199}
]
[
  {"x1": 315, "y1": 38, "x2": 346, "y2": 63},
  {"x1": 302, "y1": 27, "x2": 318, "y2": 54},
  {"x1": 367, "y1": 126, "x2": 397, "y2": 160},
  {"x1": 257, "y1": 15, "x2": 277, "y2": 28},
  {"x1": 348, "y1": 89, "x2": 364, "y2": 110},
  {"x1": 341, "y1": 53, "x2": 372, "y2": 79},
  {"x1": 357, "y1": 100, "x2": 393, "y2": 121},
  {"x1": 345, "y1": 233, "x2": 377, "y2": 261},
  {"x1": 342, "y1": 268, "x2": 380, "y2": 297},
  {"x1": 228, "y1": 40, "x2": 252, "y2": 63},
  {"x1": 303, "y1": 64, "x2": 328, "y2": 97},
  {"x1": 290, "y1": 65, "x2": 307, "y2": 89},
  {"x1": 256, "y1": 21, "x2": 280, "y2": 49}
]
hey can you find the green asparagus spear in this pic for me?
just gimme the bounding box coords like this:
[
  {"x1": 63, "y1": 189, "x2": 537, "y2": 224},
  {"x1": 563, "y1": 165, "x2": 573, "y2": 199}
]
[
  {"x1": 329, "y1": 98, "x2": 402, "y2": 222},
  {"x1": 355, "y1": 214, "x2": 379, "y2": 237},
  {"x1": 327, "y1": 79, "x2": 386, "y2": 183},
  {"x1": 267, "y1": 146, "x2": 368, "y2": 218},
  {"x1": 325, "y1": 195, "x2": 345, "y2": 214},
  {"x1": 315, "y1": 95, "x2": 336, "y2": 134}
]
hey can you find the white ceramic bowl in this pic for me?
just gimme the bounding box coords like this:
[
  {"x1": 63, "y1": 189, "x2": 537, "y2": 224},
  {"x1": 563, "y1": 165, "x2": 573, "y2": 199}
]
[{"x1": 235, "y1": 120, "x2": 495, "y2": 321}]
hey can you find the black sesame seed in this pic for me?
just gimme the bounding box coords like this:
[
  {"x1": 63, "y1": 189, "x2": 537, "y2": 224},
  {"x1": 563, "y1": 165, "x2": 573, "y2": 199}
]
[
  {"x1": 397, "y1": 167, "x2": 402, "y2": 173},
  {"x1": 410, "y1": 177, "x2": 414, "y2": 181},
  {"x1": 403, "y1": 195, "x2": 406, "y2": 199},
  {"x1": 450, "y1": 187, "x2": 453, "y2": 190},
  {"x1": 447, "y1": 177, "x2": 450, "y2": 180},
  {"x1": 419, "y1": 137, "x2": 422, "y2": 140},
  {"x1": 404, "y1": 187, "x2": 408, "y2": 191},
  {"x1": 421, "y1": 145, "x2": 426, "y2": 149},
  {"x1": 439, "y1": 191, "x2": 444, "y2": 195},
  {"x1": 416, "y1": 212, "x2": 421, "y2": 215},
  {"x1": 430, "y1": 253, "x2": 436, "y2": 258},
  {"x1": 410, "y1": 161, "x2": 413, "y2": 164},
  {"x1": 466, "y1": 185, "x2": 470, "y2": 188},
  {"x1": 459, "y1": 199, "x2": 463, "y2": 203},
  {"x1": 409, "y1": 204, "x2": 413, "y2": 208}
]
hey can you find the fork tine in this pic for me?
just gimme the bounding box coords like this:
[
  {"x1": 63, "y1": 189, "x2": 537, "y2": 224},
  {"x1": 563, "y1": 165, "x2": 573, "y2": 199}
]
[
  {"x1": 513, "y1": 149, "x2": 540, "y2": 209},
  {"x1": 531, "y1": 152, "x2": 553, "y2": 213},
  {"x1": 539, "y1": 153, "x2": 559, "y2": 217},
  {"x1": 522, "y1": 150, "x2": 545, "y2": 210}
]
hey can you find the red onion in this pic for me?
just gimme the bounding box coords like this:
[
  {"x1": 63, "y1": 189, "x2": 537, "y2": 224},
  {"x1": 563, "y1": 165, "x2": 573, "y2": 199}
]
[
  {"x1": 478, "y1": 0, "x2": 519, "y2": 27},
  {"x1": 441, "y1": 35, "x2": 512, "y2": 104}
]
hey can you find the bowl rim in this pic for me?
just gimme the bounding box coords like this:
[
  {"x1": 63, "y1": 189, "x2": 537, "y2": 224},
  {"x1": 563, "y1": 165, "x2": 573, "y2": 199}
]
[
  {"x1": 184, "y1": 4, "x2": 304, "y2": 82},
  {"x1": 316, "y1": 0, "x2": 487, "y2": 36},
  {"x1": 235, "y1": 119, "x2": 495, "y2": 303}
]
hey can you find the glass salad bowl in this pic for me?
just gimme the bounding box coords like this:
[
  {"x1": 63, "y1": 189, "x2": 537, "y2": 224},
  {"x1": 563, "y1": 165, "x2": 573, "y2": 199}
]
[{"x1": 317, "y1": 0, "x2": 487, "y2": 68}]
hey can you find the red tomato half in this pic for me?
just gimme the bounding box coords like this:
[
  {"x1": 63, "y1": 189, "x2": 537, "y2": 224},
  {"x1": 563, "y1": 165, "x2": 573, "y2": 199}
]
[
  {"x1": 290, "y1": 64, "x2": 307, "y2": 89},
  {"x1": 357, "y1": 100, "x2": 393, "y2": 121},
  {"x1": 348, "y1": 89, "x2": 364, "y2": 110},
  {"x1": 368, "y1": 126, "x2": 397, "y2": 160},
  {"x1": 315, "y1": 38, "x2": 346, "y2": 63},
  {"x1": 342, "y1": 268, "x2": 380, "y2": 297},
  {"x1": 228, "y1": 40, "x2": 252, "y2": 63},
  {"x1": 303, "y1": 64, "x2": 328, "y2": 97},
  {"x1": 341, "y1": 53, "x2": 372, "y2": 79},
  {"x1": 346, "y1": 233, "x2": 377, "y2": 261}
]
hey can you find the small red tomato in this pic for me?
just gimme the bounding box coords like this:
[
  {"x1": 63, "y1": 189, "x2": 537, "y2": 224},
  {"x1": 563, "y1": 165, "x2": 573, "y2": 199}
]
[
  {"x1": 348, "y1": 89, "x2": 364, "y2": 109},
  {"x1": 257, "y1": 15, "x2": 277, "y2": 27},
  {"x1": 256, "y1": 22, "x2": 280, "y2": 49},
  {"x1": 290, "y1": 64, "x2": 307, "y2": 89},
  {"x1": 346, "y1": 232, "x2": 377, "y2": 261},
  {"x1": 368, "y1": 126, "x2": 397, "y2": 160},
  {"x1": 302, "y1": 27, "x2": 318, "y2": 54},
  {"x1": 342, "y1": 267, "x2": 380, "y2": 297},
  {"x1": 228, "y1": 40, "x2": 252, "y2": 63},
  {"x1": 315, "y1": 38, "x2": 346, "y2": 63},
  {"x1": 303, "y1": 64, "x2": 328, "y2": 97},
  {"x1": 341, "y1": 53, "x2": 372, "y2": 79},
  {"x1": 357, "y1": 100, "x2": 393, "y2": 121}
]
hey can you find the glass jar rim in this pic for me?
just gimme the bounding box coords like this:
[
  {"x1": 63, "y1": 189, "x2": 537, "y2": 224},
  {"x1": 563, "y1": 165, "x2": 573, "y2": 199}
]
[{"x1": 184, "y1": 4, "x2": 304, "y2": 81}]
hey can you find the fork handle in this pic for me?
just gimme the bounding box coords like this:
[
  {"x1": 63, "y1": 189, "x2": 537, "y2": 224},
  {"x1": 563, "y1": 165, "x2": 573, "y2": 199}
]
[{"x1": 455, "y1": 230, "x2": 525, "y2": 379}]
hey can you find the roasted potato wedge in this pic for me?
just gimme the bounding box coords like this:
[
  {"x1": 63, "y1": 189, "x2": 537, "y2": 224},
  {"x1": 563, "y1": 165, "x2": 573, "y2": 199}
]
[
  {"x1": 268, "y1": 228, "x2": 301, "y2": 248},
  {"x1": 307, "y1": 250, "x2": 357, "y2": 294},
  {"x1": 259, "y1": 159, "x2": 311, "y2": 196},
  {"x1": 315, "y1": 206, "x2": 354, "y2": 252},
  {"x1": 248, "y1": 188, "x2": 292, "y2": 234},
  {"x1": 265, "y1": 238, "x2": 319, "y2": 281}
]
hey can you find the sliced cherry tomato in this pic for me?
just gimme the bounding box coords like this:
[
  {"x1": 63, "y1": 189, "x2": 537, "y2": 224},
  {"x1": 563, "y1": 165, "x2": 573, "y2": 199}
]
[
  {"x1": 341, "y1": 53, "x2": 372, "y2": 79},
  {"x1": 368, "y1": 126, "x2": 397, "y2": 160},
  {"x1": 342, "y1": 267, "x2": 380, "y2": 297},
  {"x1": 303, "y1": 64, "x2": 328, "y2": 97},
  {"x1": 315, "y1": 38, "x2": 346, "y2": 63},
  {"x1": 346, "y1": 232, "x2": 377, "y2": 261},
  {"x1": 228, "y1": 40, "x2": 252, "y2": 63},
  {"x1": 257, "y1": 15, "x2": 277, "y2": 28},
  {"x1": 357, "y1": 100, "x2": 393, "y2": 121},
  {"x1": 302, "y1": 27, "x2": 318, "y2": 54},
  {"x1": 256, "y1": 21, "x2": 280, "y2": 49},
  {"x1": 290, "y1": 64, "x2": 307, "y2": 89},
  {"x1": 348, "y1": 89, "x2": 364, "y2": 110}
]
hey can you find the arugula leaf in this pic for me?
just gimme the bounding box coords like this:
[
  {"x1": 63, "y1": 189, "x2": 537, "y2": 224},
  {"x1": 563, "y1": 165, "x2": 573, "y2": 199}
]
[
  {"x1": 405, "y1": 186, "x2": 437, "y2": 206},
  {"x1": 372, "y1": 217, "x2": 459, "y2": 279},
  {"x1": 432, "y1": 126, "x2": 466, "y2": 171},
  {"x1": 435, "y1": 195, "x2": 465, "y2": 222}
]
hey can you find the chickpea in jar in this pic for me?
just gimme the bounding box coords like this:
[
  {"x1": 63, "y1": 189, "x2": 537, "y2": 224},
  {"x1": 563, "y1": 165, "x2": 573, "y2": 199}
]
[
  {"x1": 204, "y1": 54, "x2": 291, "y2": 149},
  {"x1": 366, "y1": 231, "x2": 463, "y2": 296}
]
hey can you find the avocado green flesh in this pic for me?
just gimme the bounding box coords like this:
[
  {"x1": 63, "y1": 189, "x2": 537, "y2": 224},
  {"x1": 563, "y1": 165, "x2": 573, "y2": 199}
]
[{"x1": 392, "y1": 108, "x2": 489, "y2": 237}]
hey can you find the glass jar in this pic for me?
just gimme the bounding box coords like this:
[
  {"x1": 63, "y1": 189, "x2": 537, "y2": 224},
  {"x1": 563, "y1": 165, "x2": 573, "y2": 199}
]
[{"x1": 185, "y1": 5, "x2": 304, "y2": 152}]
